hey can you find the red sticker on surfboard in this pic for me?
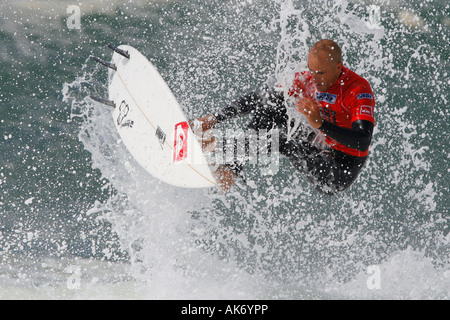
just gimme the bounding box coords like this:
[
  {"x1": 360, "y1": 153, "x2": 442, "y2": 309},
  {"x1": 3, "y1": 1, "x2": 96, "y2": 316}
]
[{"x1": 173, "y1": 121, "x2": 189, "y2": 162}]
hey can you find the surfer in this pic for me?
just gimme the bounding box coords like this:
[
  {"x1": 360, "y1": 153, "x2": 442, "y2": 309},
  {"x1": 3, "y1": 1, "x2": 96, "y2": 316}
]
[{"x1": 192, "y1": 39, "x2": 375, "y2": 195}]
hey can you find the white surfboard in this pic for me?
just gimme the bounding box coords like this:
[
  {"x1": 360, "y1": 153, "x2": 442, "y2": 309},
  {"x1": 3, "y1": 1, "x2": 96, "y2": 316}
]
[{"x1": 107, "y1": 45, "x2": 217, "y2": 188}]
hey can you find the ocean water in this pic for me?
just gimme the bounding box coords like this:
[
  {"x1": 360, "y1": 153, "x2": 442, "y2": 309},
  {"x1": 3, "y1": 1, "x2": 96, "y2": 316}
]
[{"x1": 0, "y1": 0, "x2": 449, "y2": 300}]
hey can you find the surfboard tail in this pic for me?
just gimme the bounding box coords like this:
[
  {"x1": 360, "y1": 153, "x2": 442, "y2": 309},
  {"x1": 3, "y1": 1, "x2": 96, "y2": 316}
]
[
  {"x1": 89, "y1": 96, "x2": 116, "y2": 108},
  {"x1": 91, "y1": 56, "x2": 117, "y2": 71},
  {"x1": 107, "y1": 43, "x2": 130, "y2": 59}
]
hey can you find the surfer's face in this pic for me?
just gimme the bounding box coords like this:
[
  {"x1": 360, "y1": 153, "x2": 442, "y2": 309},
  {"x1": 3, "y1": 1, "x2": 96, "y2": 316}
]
[{"x1": 307, "y1": 52, "x2": 342, "y2": 92}]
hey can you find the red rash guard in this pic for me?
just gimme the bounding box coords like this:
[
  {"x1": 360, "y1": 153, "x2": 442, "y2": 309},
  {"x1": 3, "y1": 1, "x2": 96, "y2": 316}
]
[{"x1": 289, "y1": 66, "x2": 376, "y2": 157}]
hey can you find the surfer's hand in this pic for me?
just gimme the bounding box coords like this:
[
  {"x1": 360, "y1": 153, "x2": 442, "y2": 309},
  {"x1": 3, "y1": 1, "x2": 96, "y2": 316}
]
[
  {"x1": 190, "y1": 114, "x2": 217, "y2": 132},
  {"x1": 189, "y1": 114, "x2": 217, "y2": 134},
  {"x1": 296, "y1": 97, "x2": 323, "y2": 129},
  {"x1": 189, "y1": 114, "x2": 217, "y2": 152}
]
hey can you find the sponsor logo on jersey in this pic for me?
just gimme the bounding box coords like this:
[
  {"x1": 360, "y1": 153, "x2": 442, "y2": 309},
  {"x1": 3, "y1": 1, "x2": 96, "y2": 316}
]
[
  {"x1": 360, "y1": 105, "x2": 373, "y2": 116},
  {"x1": 357, "y1": 93, "x2": 374, "y2": 100},
  {"x1": 315, "y1": 92, "x2": 337, "y2": 104}
]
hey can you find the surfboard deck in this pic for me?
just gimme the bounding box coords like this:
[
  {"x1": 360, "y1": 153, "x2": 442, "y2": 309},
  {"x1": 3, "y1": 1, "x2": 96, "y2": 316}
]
[{"x1": 107, "y1": 45, "x2": 217, "y2": 188}]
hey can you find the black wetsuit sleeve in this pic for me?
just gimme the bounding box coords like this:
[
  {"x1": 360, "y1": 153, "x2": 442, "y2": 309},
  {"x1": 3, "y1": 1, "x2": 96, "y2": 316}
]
[
  {"x1": 213, "y1": 77, "x2": 284, "y2": 123},
  {"x1": 319, "y1": 120, "x2": 374, "y2": 152},
  {"x1": 214, "y1": 91, "x2": 263, "y2": 123}
]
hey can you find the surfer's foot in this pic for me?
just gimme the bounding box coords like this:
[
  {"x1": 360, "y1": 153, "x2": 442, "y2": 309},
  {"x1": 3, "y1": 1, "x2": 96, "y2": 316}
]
[
  {"x1": 202, "y1": 137, "x2": 216, "y2": 153},
  {"x1": 214, "y1": 165, "x2": 237, "y2": 193}
]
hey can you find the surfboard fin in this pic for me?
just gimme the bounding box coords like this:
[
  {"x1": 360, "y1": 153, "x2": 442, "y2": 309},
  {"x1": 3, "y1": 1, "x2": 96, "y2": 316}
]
[
  {"x1": 89, "y1": 96, "x2": 116, "y2": 108},
  {"x1": 107, "y1": 43, "x2": 130, "y2": 59},
  {"x1": 91, "y1": 56, "x2": 117, "y2": 71}
]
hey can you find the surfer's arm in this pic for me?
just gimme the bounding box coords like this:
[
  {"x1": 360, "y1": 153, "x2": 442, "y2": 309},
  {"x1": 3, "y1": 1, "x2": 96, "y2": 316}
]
[
  {"x1": 319, "y1": 120, "x2": 374, "y2": 151},
  {"x1": 189, "y1": 92, "x2": 263, "y2": 136},
  {"x1": 296, "y1": 96, "x2": 374, "y2": 151},
  {"x1": 214, "y1": 78, "x2": 285, "y2": 123},
  {"x1": 214, "y1": 91, "x2": 264, "y2": 123}
]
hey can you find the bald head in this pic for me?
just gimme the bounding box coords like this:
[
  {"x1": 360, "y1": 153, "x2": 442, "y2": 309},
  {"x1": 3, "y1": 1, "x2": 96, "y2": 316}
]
[
  {"x1": 309, "y1": 39, "x2": 342, "y2": 65},
  {"x1": 307, "y1": 39, "x2": 343, "y2": 92}
]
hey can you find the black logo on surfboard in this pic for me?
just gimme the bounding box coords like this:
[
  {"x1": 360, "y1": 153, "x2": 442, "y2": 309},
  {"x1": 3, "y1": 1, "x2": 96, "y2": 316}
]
[
  {"x1": 155, "y1": 126, "x2": 167, "y2": 149},
  {"x1": 117, "y1": 100, "x2": 134, "y2": 128}
]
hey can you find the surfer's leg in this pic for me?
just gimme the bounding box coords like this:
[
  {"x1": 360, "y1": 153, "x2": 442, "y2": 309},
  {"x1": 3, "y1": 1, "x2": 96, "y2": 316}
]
[
  {"x1": 220, "y1": 102, "x2": 287, "y2": 177},
  {"x1": 278, "y1": 133, "x2": 367, "y2": 195}
]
